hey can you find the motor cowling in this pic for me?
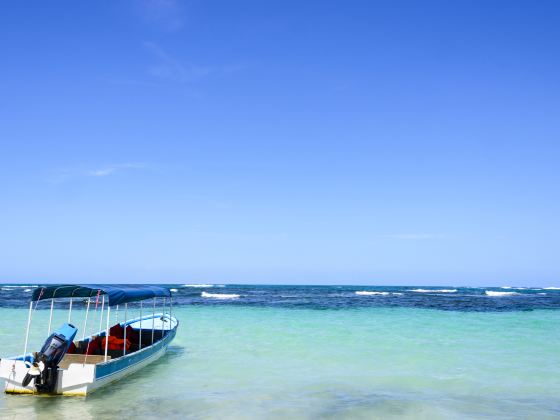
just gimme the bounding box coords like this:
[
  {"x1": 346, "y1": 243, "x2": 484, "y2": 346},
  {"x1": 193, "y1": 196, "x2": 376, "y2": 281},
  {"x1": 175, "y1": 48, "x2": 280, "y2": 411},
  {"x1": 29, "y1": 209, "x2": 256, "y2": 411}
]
[{"x1": 22, "y1": 323, "x2": 77, "y2": 393}]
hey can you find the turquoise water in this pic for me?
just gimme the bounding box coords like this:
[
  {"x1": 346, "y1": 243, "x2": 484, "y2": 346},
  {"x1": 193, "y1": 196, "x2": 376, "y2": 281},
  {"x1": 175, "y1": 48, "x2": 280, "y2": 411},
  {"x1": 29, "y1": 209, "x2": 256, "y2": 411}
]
[{"x1": 1, "y1": 305, "x2": 559, "y2": 419}]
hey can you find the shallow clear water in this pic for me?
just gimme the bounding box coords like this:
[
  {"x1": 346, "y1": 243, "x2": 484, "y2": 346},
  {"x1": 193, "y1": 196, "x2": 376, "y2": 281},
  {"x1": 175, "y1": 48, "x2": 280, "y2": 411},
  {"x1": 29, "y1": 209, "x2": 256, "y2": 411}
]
[{"x1": 1, "y1": 298, "x2": 559, "y2": 419}]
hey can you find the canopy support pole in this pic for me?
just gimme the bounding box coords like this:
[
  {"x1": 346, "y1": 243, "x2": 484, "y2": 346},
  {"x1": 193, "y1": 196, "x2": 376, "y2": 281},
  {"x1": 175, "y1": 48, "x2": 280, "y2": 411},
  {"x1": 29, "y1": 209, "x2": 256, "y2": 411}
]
[
  {"x1": 23, "y1": 302, "x2": 33, "y2": 360},
  {"x1": 47, "y1": 299, "x2": 54, "y2": 336},
  {"x1": 98, "y1": 296, "x2": 105, "y2": 333},
  {"x1": 151, "y1": 298, "x2": 155, "y2": 345},
  {"x1": 139, "y1": 301, "x2": 143, "y2": 350},
  {"x1": 104, "y1": 305, "x2": 110, "y2": 362},
  {"x1": 68, "y1": 298, "x2": 73, "y2": 323},
  {"x1": 82, "y1": 297, "x2": 91, "y2": 340},
  {"x1": 123, "y1": 303, "x2": 127, "y2": 356},
  {"x1": 161, "y1": 297, "x2": 165, "y2": 334}
]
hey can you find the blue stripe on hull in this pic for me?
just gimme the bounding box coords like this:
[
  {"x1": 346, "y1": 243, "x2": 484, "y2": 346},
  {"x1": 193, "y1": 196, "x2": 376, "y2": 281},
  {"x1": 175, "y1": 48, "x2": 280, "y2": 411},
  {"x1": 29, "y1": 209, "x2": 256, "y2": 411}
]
[{"x1": 95, "y1": 327, "x2": 177, "y2": 380}]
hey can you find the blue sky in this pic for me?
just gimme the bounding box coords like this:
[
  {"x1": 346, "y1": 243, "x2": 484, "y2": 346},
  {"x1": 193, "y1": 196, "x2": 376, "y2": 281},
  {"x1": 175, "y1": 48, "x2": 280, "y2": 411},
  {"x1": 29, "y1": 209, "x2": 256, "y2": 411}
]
[{"x1": 1, "y1": 0, "x2": 559, "y2": 286}]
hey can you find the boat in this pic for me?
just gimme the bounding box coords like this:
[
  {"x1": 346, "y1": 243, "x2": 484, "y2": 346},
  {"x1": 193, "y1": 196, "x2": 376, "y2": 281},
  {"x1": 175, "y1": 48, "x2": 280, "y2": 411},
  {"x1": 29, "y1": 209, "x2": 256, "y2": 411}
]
[{"x1": 0, "y1": 284, "x2": 178, "y2": 396}]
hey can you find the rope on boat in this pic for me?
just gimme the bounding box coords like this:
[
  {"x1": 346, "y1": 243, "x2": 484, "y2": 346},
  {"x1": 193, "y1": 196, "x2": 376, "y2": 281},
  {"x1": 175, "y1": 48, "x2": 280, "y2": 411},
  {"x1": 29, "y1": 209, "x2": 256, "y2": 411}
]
[{"x1": 34, "y1": 287, "x2": 44, "y2": 311}]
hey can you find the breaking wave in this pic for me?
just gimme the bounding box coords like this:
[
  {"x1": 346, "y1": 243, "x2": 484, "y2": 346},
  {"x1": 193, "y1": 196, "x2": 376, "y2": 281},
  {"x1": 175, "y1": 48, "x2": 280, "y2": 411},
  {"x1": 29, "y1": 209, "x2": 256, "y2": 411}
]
[
  {"x1": 355, "y1": 291, "x2": 389, "y2": 296},
  {"x1": 485, "y1": 291, "x2": 519, "y2": 297},
  {"x1": 201, "y1": 292, "x2": 240, "y2": 299},
  {"x1": 410, "y1": 289, "x2": 457, "y2": 293},
  {"x1": 0, "y1": 286, "x2": 34, "y2": 291},
  {"x1": 184, "y1": 284, "x2": 215, "y2": 288},
  {"x1": 355, "y1": 291, "x2": 404, "y2": 296}
]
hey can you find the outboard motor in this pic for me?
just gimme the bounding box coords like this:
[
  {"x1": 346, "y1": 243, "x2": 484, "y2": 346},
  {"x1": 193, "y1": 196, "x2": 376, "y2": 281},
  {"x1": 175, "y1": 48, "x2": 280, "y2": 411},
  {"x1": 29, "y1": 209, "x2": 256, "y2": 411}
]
[{"x1": 22, "y1": 323, "x2": 77, "y2": 393}]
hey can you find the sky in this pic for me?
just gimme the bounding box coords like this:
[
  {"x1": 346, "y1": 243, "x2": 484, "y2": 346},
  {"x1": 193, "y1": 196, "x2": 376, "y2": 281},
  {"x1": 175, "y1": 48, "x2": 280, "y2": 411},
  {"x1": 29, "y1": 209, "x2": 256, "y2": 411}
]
[{"x1": 1, "y1": 0, "x2": 559, "y2": 286}]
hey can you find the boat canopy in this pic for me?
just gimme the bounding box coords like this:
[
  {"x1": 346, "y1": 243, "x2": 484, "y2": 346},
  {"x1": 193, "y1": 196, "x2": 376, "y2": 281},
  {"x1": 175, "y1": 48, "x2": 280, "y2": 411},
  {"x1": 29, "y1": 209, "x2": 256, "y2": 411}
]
[{"x1": 31, "y1": 284, "x2": 172, "y2": 306}]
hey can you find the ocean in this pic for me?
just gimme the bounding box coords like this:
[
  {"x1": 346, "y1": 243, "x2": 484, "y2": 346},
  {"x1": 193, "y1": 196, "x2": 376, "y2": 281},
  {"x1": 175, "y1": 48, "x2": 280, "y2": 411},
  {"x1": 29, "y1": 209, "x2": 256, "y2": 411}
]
[{"x1": 0, "y1": 284, "x2": 559, "y2": 419}]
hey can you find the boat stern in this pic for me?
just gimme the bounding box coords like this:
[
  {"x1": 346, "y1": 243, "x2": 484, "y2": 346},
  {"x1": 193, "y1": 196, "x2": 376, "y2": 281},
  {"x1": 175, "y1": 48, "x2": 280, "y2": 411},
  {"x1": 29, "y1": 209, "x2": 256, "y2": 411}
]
[
  {"x1": 1, "y1": 358, "x2": 35, "y2": 394},
  {"x1": 1, "y1": 357, "x2": 96, "y2": 396}
]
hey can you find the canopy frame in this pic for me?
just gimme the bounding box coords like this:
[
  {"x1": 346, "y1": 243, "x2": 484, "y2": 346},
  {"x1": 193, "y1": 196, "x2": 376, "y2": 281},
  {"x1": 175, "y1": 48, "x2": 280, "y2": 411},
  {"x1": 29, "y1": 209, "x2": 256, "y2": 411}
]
[{"x1": 31, "y1": 284, "x2": 172, "y2": 307}]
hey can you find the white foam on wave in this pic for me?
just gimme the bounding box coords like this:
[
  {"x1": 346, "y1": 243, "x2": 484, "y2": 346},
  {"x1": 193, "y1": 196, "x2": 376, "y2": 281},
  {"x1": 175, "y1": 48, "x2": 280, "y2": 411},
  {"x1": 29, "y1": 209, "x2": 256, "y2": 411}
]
[
  {"x1": 184, "y1": 284, "x2": 214, "y2": 288},
  {"x1": 485, "y1": 291, "x2": 519, "y2": 297},
  {"x1": 355, "y1": 291, "x2": 389, "y2": 296},
  {"x1": 1, "y1": 285, "x2": 38, "y2": 288},
  {"x1": 410, "y1": 289, "x2": 457, "y2": 293},
  {"x1": 201, "y1": 292, "x2": 239, "y2": 299},
  {"x1": 544, "y1": 287, "x2": 560, "y2": 290},
  {"x1": 170, "y1": 288, "x2": 178, "y2": 292},
  {"x1": 24, "y1": 289, "x2": 32, "y2": 292},
  {"x1": 355, "y1": 291, "x2": 403, "y2": 296}
]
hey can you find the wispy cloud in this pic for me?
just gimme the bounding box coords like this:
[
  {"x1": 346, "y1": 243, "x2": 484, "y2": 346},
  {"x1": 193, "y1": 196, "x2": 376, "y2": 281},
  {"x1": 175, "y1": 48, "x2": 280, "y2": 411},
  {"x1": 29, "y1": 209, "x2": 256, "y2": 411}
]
[
  {"x1": 143, "y1": 41, "x2": 247, "y2": 85},
  {"x1": 378, "y1": 233, "x2": 448, "y2": 240},
  {"x1": 48, "y1": 163, "x2": 146, "y2": 183},
  {"x1": 87, "y1": 163, "x2": 145, "y2": 177},
  {"x1": 136, "y1": 0, "x2": 185, "y2": 32},
  {"x1": 144, "y1": 41, "x2": 213, "y2": 84}
]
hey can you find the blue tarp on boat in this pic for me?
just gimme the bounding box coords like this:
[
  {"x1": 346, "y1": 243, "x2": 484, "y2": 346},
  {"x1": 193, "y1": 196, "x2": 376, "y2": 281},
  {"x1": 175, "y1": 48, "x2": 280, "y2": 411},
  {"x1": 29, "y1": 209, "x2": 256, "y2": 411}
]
[{"x1": 31, "y1": 284, "x2": 171, "y2": 306}]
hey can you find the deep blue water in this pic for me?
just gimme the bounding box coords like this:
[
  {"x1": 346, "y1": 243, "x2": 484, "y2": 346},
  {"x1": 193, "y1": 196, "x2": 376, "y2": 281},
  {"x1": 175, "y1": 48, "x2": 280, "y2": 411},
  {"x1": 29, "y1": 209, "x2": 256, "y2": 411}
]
[{"x1": 1, "y1": 284, "x2": 559, "y2": 312}]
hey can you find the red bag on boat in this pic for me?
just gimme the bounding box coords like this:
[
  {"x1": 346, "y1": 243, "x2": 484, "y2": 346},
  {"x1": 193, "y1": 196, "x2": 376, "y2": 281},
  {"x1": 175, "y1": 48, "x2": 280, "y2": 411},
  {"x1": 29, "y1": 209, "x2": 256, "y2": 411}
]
[
  {"x1": 109, "y1": 324, "x2": 124, "y2": 339},
  {"x1": 86, "y1": 337, "x2": 102, "y2": 355},
  {"x1": 102, "y1": 335, "x2": 131, "y2": 351},
  {"x1": 125, "y1": 325, "x2": 140, "y2": 343}
]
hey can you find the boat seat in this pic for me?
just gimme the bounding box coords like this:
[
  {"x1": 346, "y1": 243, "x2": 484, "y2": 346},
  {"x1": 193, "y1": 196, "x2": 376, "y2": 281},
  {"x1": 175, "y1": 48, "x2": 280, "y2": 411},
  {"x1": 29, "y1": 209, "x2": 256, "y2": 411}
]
[{"x1": 58, "y1": 354, "x2": 111, "y2": 369}]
